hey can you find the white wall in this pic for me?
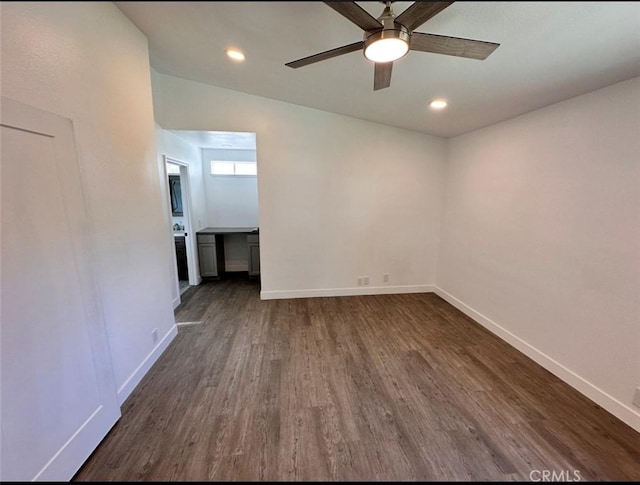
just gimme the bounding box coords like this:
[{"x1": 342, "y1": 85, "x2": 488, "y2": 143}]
[
  {"x1": 202, "y1": 148, "x2": 259, "y2": 228},
  {"x1": 158, "y1": 129, "x2": 208, "y2": 232},
  {"x1": 1, "y1": 2, "x2": 177, "y2": 404},
  {"x1": 437, "y1": 77, "x2": 640, "y2": 431},
  {"x1": 151, "y1": 70, "x2": 446, "y2": 298}
]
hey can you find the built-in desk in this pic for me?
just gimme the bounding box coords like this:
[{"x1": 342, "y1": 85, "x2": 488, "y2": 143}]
[{"x1": 196, "y1": 227, "x2": 259, "y2": 279}]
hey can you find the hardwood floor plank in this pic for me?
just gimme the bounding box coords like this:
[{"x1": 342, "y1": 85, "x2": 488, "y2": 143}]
[{"x1": 73, "y1": 278, "x2": 640, "y2": 481}]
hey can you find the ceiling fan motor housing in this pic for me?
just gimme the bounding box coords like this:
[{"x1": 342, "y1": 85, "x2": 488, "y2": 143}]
[
  {"x1": 364, "y1": 24, "x2": 410, "y2": 51},
  {"x1": 363, "y1": 3, "x2": 411, "y2": 62},
  {"x1": 363, "y1": 23, "x2": 410, "y2": 62}
]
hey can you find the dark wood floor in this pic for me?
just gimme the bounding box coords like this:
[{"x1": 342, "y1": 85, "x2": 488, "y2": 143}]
[{"x1": 74, "y1": 275, "x2": 640, "y2": 481}]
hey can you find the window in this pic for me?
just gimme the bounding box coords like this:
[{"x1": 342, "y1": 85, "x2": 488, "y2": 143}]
[{"x1": 210, "y1": 160, "x2": 257, "y2": 176}]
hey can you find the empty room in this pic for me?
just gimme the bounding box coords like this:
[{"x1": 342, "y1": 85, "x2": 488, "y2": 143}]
[{"x1": 1, "y1": 1, "x2": 639, "y2": 482}]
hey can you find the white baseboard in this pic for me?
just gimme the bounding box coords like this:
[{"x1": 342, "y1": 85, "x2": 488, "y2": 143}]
[
  {"x1": 116, "y1": 324, "x2": 178, "y2": 405},
  {"x1": 261, "y1": 285, "x2": 434, "y2": 300},
  {"x1": 176, "y1": 321, "x2": 202, "y2": 326},
  {"x1": 225, "y1": 261, "x2": 248, "y2": 272},
  {"x1": 172, "y1": 296, "x2": 181, "y2": 309},
  {"x1": 434, "y1": 286, "x2": 640, "y2": 433}
]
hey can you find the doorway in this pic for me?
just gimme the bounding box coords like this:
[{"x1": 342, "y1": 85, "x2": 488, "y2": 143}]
[
  {"x1": 167, "y1": 130, "x2": 260, "y2": 285},
  {"x1": 164, "y1": 156, "x2": 198, "y2": 302},
  {"x1": 201, "y1": 132, "x2": 259, "y2": 281}
]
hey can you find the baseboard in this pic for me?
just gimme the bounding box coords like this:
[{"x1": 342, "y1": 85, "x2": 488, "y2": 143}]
[
  {"x1": 434, "y1": 286, "x2": 640, "y2": 433},
  {"x1": 225, "y1": 261, "x2": 248, "y2": 272},
  {"x1": 172, "y1": 296, "x2": 181, "y2": 310},
  {"x1": 116, "y1": 324, "x2": 178, "y2": 405},
  {"x1": 261, "y1": 285, "x2": 434, "y2": 300}
]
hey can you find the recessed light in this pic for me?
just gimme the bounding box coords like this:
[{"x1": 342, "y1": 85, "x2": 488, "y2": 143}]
[
  {"x1": 226, "y1": 49, "x2": 245, "y2": 62},
  {"x1": 430, "y1": 99, "x2": 447, "y2": 110}
]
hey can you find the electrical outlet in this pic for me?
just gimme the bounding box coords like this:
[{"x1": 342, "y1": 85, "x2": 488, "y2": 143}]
[
  {"x1": 357, "y1": 277, "x2": 362, "y2": 286},
  {"x1": 383, "y1": 273, "x2": 390, "y2": 283},
  {"x1": 152, "y1": 328, "x2": 158, "y2": 344},
  {"x1": 363, "y1": 276, "x2": 369, "y2": 286},
  {"x1": 633, "y1": 387, "x2": 640, "y2": 409}
]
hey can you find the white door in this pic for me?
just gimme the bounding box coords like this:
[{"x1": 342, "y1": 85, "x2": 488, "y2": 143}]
[{"x1": 1, "y1": 98, "x2": 121, "y2": 481}]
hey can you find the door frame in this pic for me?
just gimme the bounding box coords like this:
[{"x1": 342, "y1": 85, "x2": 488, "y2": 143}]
[{"x1": 163, "y1": 156, "x2": 200, "y2": 304}]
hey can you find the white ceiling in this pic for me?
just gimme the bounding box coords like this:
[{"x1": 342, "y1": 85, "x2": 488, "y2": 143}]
[
  {"x1": 170, "y1": 130, "x2": 257, "y2": 150},
  {"x1": 116, "y1": 1, "x2": 640, "y2": 138}
]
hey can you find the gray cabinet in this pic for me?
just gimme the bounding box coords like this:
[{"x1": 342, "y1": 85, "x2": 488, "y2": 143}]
[
  {"x1": 247, "y1": 234, "x2": 260, "y2": 277},
  {"x1": 196, "y1": 229, "x2": 257, "y2": 280},
  {"x1": 197, "y1": 233, "x2": 224, "y2": 278}
]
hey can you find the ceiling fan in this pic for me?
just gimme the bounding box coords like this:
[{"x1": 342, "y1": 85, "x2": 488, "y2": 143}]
[{"x1": 285, "y1": 1, "x2": 500, "y2": 91}]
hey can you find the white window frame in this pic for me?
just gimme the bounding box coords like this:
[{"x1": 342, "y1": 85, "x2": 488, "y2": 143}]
[{"x1": 210, "y1": 160, "x2": 257, "y2": 177}]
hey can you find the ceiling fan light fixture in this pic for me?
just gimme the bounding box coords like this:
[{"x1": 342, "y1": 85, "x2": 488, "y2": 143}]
[{"x1": 364, "y1": 27, "x2": 410, "y2": 63}]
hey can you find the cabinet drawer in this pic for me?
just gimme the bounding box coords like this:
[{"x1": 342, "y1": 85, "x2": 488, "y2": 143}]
[
  {"x1": 246, "y1": 234, "x2": 259, "y2": 244},
  {"x1": 197, "y1": 234, "x2": 216, "y2": 244}
]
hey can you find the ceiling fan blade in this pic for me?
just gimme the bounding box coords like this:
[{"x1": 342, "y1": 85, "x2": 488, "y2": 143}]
[
  {"x1": 411, "y1": 32, "x2": 499, "y2": 60},
  {"x1": 395, "y1": 2, "x2": 454, "y2": 32},
  {"x1": 374, "y1": 62, "x2": 393, "y2": 91},
  {"x1": 323, "y1": 2, "x2": 382, "y2": 31},
  {"x1": 285, "y1": 41, "x2": 364, "y2": 69}
]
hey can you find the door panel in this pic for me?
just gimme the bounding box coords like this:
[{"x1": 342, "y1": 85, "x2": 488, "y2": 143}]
[
  {"x1": 1, "y1": 98, "x2": 120, "y2": 481},
  {"x1": 198, "y1": 243, "x2": 218, "y2": 277}
]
